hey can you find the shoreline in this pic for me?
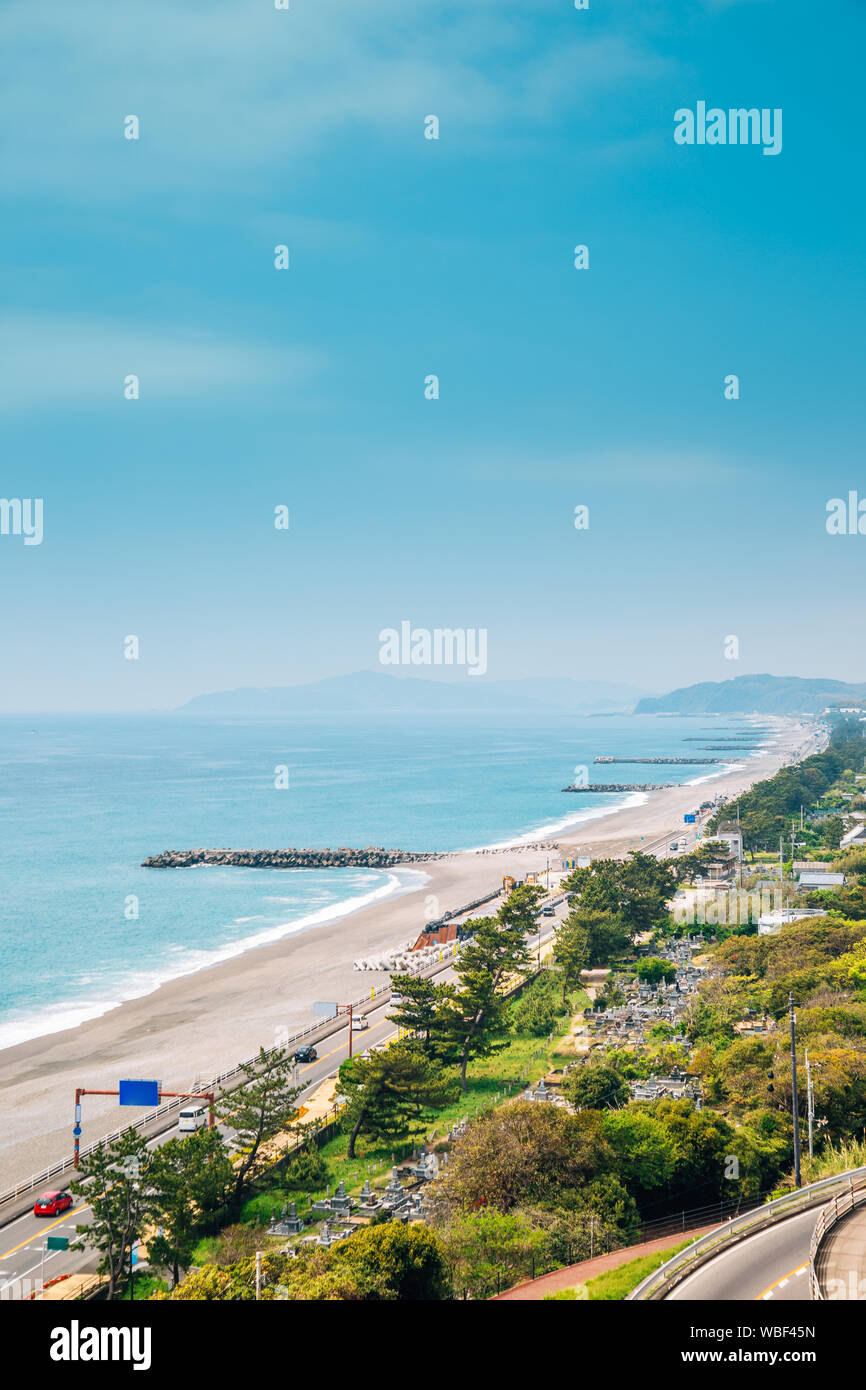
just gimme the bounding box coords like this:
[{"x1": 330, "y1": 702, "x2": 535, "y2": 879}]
[
  {"x1": 0, "y1": 715, "x2": 815, "y2": 1185},
  {"x1": 0, "y1": 867, "x2": 433, "y2": 1056}
]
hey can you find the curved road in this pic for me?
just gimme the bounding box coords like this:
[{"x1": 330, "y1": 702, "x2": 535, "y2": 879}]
[{"x1": 666, "y1": 1208, "x2": 815, "y2": 1302}]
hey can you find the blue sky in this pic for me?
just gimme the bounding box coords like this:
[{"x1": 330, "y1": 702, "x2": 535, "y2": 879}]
[{"x1": 2, "y1": 0, "x2": 864, "y2": 710}]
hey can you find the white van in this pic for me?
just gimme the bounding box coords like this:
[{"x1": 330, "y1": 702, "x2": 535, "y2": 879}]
[
  {"x1": 351, "y1": 1014, "x2": 370, "y2": 1031},
  {"x1": 178, "y1": 1103, "x2": 209, "y2": 1133}
]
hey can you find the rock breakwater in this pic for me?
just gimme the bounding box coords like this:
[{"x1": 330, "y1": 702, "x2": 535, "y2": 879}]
[
  {"x1": 561, "y1": 783, "x2": 676, "y2": 793},
  {"x1": 142, "y1": 847, "x2": 450, "y2": 869},
  {"x1": 594, "y1": 757, "x2": 720, "y2": 765}
]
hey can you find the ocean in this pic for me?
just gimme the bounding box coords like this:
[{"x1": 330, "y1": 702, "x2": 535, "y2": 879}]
[{"x1": 0, "y1": 711, "x2": 763, "y2": 1050}]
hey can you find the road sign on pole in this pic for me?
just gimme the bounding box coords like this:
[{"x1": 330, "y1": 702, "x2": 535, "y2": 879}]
[{"x1": 119, "y1": 1079, "x2": 160, "y2": 1107}]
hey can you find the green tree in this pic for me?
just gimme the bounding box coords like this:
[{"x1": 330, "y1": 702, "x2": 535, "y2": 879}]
[
  {"x1": 618, "y1": 853, "x2": 678, "y2": 935},
  {"x1": 561, "y1": 1065, "x2": 629, "y2": 1111},
  {"x1": 69, "y1": 1129, "x2": 152, "y2": 1300},
  {"x1": 387, "y1": 973, "x2": 454, "y2": 1053},
  {"x1": 601, "y1": 1109, "x2": 677, "y2": 1197},
  {"x1": 335, "y1": 1220, "x2": 451, "y2": 1300},
  {"x1": 338, "y1": 1043, "x2": 457, "y2": 1159},
  {"x1": 649, "y1": 1099, "x2": 738, "y2": 1206},
  {"x1": 520, "y1": 1173, "x2": 640, "y2": 1263},
  {"x1": 595, "y1": 975, "x2": 626, "y2": 1010},
  {"x1": 169, "y1": 1223, "x2": 451, "y2": 1301},
  {"x1": 282, "y1": 1137, "x2": 328, "y2": 1190},
  {"x1": 509, "y1": 973, "x2": 567, "y2": 1037},
  {"x1": 428, "y1": 1101, "x2": 607, "y2": 1219},
  {"x1": 562, "y1": 854, "x2": 676, "y2": 939},
  {"x1": 441, "y1": 1209, "x2": 549, "y2": 1299},
  {"x1": 216, "y1": 1046, "x2": 303, "y2": 1208},
  {"x1": 148, "y1": 1128, "x2": 234, "y2": 1287},
  {"x1": 822, "y1": 815, "x2": 844, "y2": 850},
  {"x1": 552, "y1": 912, "x2": 590, "y2": 1003},
  {"x1": 635, "y1": 956, "x2": 677, "y2": 986},
  {"x1": 439, "y1": 886, "x2": 544, "y2": 1089}
]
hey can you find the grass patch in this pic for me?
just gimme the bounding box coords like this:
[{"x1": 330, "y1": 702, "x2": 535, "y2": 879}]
[
  {"x1": 237, "y1": 982, "x2": 590, "y2": 1227},
  {"x1": 126, "y1": 1273, "x2": 169, "y2": 1301},
  {"x1": 802, "y1": 1135, "x2": 866, "y2": 1185},
  {"x1": 189, "y1": 1235, "x2": 220, "y2": 1265},
  {"x1": 582, "y1": 1239, "x2": 693, "y2": 1301}
]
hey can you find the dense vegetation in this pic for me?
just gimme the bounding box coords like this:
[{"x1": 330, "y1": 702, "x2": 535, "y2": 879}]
[
  {"x1": 71, "y1": 725, "x2": 866, "y2": 1301},
  {"x1": 707, "y1": 721, "x2": 866, "y2": 854}
]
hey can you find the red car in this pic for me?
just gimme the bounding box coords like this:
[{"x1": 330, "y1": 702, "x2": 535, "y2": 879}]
[{"x1": 33, "y1": 1190, "x2": 73, "y2": 1217}]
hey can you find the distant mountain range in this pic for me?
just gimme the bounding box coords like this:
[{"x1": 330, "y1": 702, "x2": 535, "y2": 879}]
[
  {"x1": 635, "y1": 674, "x2": 866, "y2": 716},
  {"x1": 175, "y1": 671, "x2": 648, "y2": 716}
]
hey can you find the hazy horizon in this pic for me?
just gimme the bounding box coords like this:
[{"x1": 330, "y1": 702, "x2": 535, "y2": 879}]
[{"x1": 1, "y1": 667, "x2": 863, "y2": 716}]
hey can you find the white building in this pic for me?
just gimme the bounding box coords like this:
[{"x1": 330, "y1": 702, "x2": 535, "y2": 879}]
[
  {"x1": 758, "y1": 907, "x2": 828, "y2": 936},
  {"x1": 797, "y1": 871, "x2": 845, "y2": 890}
]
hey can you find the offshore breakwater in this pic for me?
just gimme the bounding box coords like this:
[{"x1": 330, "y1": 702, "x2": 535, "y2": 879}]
[
  {"x1": 593, "y1": 757, "x2": 720, "y2": 765},
  {"x1": 142, "y1": 847, "x2": 449, "y2": 869},
  {"x1": 561, "y1": 783, "x2": 676, "y2": 793}
]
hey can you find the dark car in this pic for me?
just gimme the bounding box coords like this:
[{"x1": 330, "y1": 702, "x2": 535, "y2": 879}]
[
  {"x1": 34, "y1": 1190, "x2": 73, "y2": 1217},
  {"x1": 294, "y1": 1045, "x2": 318, "y2": 1064}
]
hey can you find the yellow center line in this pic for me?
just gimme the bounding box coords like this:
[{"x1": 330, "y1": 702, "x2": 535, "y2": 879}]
[
  {"x1": 296, "y1": 1023, "x2": 395, "y2": 1072},
  {"x1": 0, "y1": 1205, "x2": 89, "y2": 1261},
  {"x1": 754, "y1": 1261, "x2": 808, "y2": 1300},
  {"x1": 3, "y1": 1021, "x2": 401, "y2": 1257}
]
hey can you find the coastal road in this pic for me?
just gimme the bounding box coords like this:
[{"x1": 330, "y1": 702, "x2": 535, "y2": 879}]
[
  {"x1": 0, "y1": 992, "x2": 405, "y2": 1300},
  {"x1": 665, "y1": 1208, "x2": 815, "y2": 1302},
  {"x1": 0, "y1": 905, "x2": 568, "y2": 1298}
]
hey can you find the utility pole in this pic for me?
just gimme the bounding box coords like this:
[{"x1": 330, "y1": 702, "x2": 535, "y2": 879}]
[
  {"x1": 335, "y1": 1003, "x2": 354, "y2": 1058},
  {"x1": 805, "y1": 1048, "x2": 814, "y2": 1161},
  {"x1": 255, "y1": 1250, "x2": 262, "y2": 1301},
  {"x1": 790, "y1": 992, "x2": 801, "y2": 1188}
]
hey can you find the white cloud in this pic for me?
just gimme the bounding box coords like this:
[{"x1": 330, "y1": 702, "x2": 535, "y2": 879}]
[
  {"x1": 0, "y1": 0, "x2": 677, "y2": 198},
  {"x1": 0, "y1": 314, "x2": 325, "y2": 411}
]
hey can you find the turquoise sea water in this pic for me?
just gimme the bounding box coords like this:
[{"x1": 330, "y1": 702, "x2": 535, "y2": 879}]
[{"x1": 0, "y1": 711, "x2": 762, "y2": 1049}]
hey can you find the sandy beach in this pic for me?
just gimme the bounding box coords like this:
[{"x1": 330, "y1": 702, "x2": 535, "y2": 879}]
[{"x1": 0, "y1": 717, "x2": 816, "y2": 1187}]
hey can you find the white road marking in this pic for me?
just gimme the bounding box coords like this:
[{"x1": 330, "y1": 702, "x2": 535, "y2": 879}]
[
  {"x1": 0, "y1": 1250, "x2": 61, "y2": 1294},
  {"x1": 667, "y1": 1209, "x2": 815, "y2": 1298}
]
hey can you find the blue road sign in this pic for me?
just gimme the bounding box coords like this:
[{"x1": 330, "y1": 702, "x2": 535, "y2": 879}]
[
  {"x1": 684, "y1": 814, "x2": 696, "y2": 824},
  {"x1": 119, "y1": 1079, "x2": 160, "y2": 1107}
]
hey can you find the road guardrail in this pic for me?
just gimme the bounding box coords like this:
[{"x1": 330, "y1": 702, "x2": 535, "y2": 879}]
[
  {"x1": 0, "y1": 889, "x2": 561, "y2": 1212},
  {"x1": 809, "y1": 1172, "x2": 866, "y2": 1299},
  {"x1": 627, "y1": 1166, "x2": 866, "y2": 1300}
]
